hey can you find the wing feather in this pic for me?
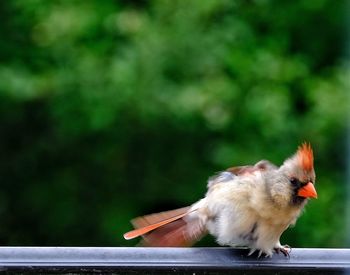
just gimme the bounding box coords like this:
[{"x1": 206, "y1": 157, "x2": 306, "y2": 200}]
[{"x1": 208, "y1": 160, "x2": 277, "y2": 188}]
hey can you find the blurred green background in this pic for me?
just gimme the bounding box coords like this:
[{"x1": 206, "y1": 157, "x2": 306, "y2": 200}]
[{"x1": 0, "y1": 0, "x2": 349, "y2": 248}]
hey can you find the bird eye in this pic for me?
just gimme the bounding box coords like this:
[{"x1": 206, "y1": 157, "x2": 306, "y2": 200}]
[{"x1": 290, "y1": 178, "x2": 298, "y2": 185}]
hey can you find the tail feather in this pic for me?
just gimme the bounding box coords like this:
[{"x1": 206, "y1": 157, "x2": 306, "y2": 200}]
[
  {"x1": 124, "y1": 206, "x2": 207, "y2": 246},
  {"x1": 123, "y1": 209, "x2": 190, "y2": 240},
  {"x1": 131, "y1": 206, "x2": 191, "y2": 229},
  {"x1": 140, "y1": 219, "x2": 189, "y2": 246}
]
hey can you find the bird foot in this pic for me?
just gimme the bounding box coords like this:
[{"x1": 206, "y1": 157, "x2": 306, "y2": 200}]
[{"x1": 274, "y1": 244, "x2": 291, "y2": 258}]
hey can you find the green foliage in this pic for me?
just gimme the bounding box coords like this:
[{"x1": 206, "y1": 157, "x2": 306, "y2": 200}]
[{"x1": 0, "y1": 0, "x2": 348, "y2": 247}]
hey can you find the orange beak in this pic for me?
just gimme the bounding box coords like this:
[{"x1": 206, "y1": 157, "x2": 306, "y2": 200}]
[{"x1": 297, "y1": 182, "x2": 318, "y2": 199}]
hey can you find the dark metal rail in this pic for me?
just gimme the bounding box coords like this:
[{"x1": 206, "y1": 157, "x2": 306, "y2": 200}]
[{"x1": 0, "y1": 247, "x2": 349, "y2": 274}]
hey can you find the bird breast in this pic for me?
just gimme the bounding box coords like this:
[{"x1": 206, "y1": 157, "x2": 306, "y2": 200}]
[{"x1": 201, "y1": 173, "x2": 302, "y2": 250}]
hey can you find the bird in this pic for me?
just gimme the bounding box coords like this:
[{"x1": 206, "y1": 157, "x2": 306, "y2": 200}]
[{"x1": 123, "y1": 143, "x2": 317, "y2": 257}]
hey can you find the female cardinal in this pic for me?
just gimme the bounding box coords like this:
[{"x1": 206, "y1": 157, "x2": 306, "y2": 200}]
[{"x1": 124, "y1": 143, "x2": 317, "y2": 257}]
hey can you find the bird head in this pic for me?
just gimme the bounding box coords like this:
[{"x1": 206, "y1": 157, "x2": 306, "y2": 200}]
[{"x1": 267, "y1": 143, "x2": 317, "y2": 208}]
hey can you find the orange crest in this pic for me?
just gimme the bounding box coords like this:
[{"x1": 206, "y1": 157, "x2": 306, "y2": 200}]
[{"x1": 297, "y1": 142, "x2": 314, "y2": 171}]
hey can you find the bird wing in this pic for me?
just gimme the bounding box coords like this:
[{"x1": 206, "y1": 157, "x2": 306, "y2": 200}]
[
  {"x1": 208, "y1": 160, "x2": 277, "y2": 188},
  {"x1": 207, "y1": 171, "x2": 236, "y2": 188},
  {"x1": 227, "y1": 160, "x2": 277, "y2": 175}
]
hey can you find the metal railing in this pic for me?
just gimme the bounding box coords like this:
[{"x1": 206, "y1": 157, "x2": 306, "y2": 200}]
[{"x1": 0, "y1": 247, "x2": 349, "y2": 274}]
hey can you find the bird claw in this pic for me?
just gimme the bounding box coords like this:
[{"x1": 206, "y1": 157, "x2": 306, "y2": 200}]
[
  {"x1": 248, "y1": 249, "x2": 272, "y2": 258},
  {"x1": 248, "y1": 249, "x2": 256, "y2": 256},
  {"x1": 274, "y1": 244, "x2": 292, "y2": 258}
]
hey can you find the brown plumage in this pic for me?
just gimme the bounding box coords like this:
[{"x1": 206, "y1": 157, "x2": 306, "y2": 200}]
[{"x1": 124, "y1": 207, "x2": 206, "y2": 246}]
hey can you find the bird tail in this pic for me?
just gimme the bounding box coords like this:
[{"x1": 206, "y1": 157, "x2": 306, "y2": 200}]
[{"x1": 123, "y1": 206, "x2": 206, "y2": 247}]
